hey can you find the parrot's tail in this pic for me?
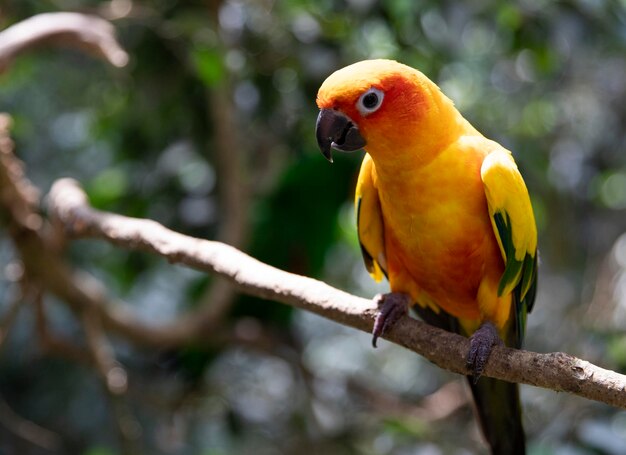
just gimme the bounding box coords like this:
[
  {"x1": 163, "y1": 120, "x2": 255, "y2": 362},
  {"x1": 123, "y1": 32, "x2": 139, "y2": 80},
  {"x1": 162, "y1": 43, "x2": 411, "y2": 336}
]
[
  {"x1": 411, "y1": 307, "x2": 526, "y2": 453},
  {"x1": 468, "y1": 377, "x2": 525, "y2": 455}
]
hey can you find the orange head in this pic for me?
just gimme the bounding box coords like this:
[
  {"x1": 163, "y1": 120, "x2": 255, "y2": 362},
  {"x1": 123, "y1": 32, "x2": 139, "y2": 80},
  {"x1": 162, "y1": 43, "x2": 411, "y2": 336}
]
[{"x1": 315, "y1": 59, "x2": 463, "y2": 167}]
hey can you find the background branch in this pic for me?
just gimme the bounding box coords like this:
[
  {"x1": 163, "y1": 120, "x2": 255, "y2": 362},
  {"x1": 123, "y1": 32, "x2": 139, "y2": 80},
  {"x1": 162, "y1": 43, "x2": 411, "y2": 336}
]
[
  {"x1": 82, "y1": 309, "x2": 141, "y2": 455},
  {"x1": 47, "y1": 177, "x2": 626, "y2": 410},
  {"x1": 0, "y1": 394, "x2": 62, "y2": 452},
  {"x1": 0, "y1": 12, "x2": 128, "y2": 72},
  {"x1": 188, "y1": 68, "x2": 250, "y2": 330}
]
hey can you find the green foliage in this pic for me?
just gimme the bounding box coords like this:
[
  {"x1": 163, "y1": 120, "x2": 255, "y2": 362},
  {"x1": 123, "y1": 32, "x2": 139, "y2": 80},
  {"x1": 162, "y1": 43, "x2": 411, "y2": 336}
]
[
  {"x1": 382, "y1": 416, "x2": 429, "y2": 439},
  {"x1": 192, "y1": 47, "x2": 225, "y2": 87},
  {"x1": 83, "y1": 447, "x2": 118, "y2": 455}
]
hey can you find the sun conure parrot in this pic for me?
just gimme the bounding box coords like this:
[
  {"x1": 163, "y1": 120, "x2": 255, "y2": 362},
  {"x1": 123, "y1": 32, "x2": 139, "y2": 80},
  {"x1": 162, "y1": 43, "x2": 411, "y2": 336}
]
[{"x1": 315, "y1": 59, "x2": 537, "y2": 454}]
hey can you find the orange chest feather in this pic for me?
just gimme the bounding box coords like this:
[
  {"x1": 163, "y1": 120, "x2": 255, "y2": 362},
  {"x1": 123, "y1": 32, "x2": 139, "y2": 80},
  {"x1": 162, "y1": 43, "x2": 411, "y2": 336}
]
[{"x1": 372, "y1": 144, "x2": 503, "y2": 317}]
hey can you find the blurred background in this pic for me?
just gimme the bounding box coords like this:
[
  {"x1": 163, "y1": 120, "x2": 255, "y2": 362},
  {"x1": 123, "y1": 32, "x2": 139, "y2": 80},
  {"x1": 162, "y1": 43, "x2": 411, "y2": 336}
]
[{"x1": 1, "y1": 0, "x2": 626, "y2": 454}]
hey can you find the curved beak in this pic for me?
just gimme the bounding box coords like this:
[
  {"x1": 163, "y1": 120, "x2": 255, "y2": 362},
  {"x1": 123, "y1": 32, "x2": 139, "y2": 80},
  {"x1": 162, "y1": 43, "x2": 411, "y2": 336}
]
[{"x1": 315, "y1": 109, "x2": 366, "y2": 163}]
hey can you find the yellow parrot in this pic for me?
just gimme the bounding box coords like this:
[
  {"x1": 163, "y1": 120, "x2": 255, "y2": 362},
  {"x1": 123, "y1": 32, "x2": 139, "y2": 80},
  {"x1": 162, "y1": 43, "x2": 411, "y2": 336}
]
[{"x1": 315, "y1": 59, "x2": 537, "y2": 454}]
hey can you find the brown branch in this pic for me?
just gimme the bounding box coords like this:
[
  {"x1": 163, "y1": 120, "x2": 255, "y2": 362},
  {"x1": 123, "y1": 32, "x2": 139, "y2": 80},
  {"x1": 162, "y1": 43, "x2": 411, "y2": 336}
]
[
  {"x1": 82, "y1": 309, "x2": 128, "y2": 397},
  {"x1": 82, "y1": 309, "x2": 141, "y2": 455},
  {"x1": 0, "y1": 12, "x2": 128, "y2": 73},
  {"x1": 33, "y1": 292, "x2": 92, "y2": 365},
  {"x1": 0, "y1": 114, "x2": 41, "y2": 230},
  {"x1": 207, "y1": 66, "x2": 248, "y2": 250},
  {"x1": 46, "y1": 177, "x2": 626, "y2": 410},
  {"x1": 191, "y1": 80, "x2": 250, "y2": 325},
  {"x1": 191, "y1": 1, "x2": 250, "y2": 320},
  {"x1": 348, "y1": 378, "x2": 468, "y2": 422},
  {"x1": 18, "y1": 234, "x2": 231, "y2": 348},
  {"x1": 0, "y1": 289, "x2": 24, "y2": 350},
  {"x1": 0, "y1": 394, "x2": 62, "y2": 451}
]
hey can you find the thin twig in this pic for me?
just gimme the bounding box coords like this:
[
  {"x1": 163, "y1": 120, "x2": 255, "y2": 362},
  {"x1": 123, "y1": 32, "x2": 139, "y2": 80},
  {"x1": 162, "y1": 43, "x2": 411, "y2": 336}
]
[
  {"x1": 193, "y1": 21, "x2": 250, "y2": 319},
  {"x1": 0, "y1": 291, "x2": 24, "y2": 350},
  {"x1": 192, "y1": 83, "x2": 249, "y2": 323},
  {"x1": 33, "y1": 290, "x2": 92, "y2": 365},
  {"x1": 82, "y1": 309, "x2": 141, "y2": 455},
  {"x1": 348, "y1": 378, "x2": 468, "y2": 423},
  {"x1": 0, "y1": 394, "x2": 62, "y2": 451},
  {"x1": 46, "y1": 177, "x2": 626, "y2": 410}
]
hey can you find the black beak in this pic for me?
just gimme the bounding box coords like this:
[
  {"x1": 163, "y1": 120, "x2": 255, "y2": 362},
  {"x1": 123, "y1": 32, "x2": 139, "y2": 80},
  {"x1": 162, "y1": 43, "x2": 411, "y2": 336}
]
[{"x1": 315, "y1": 109, "x2": 366, "y2": 163}]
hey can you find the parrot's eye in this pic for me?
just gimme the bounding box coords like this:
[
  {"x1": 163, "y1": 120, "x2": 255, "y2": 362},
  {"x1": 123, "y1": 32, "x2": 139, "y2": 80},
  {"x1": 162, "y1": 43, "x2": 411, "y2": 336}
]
[{"x1": 356, "y1": 88, "x2": 384, "y2": 116}]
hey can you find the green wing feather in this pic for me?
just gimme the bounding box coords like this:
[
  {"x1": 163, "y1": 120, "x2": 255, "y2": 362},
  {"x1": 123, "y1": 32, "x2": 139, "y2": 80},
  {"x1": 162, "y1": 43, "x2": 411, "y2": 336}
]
[{"x1": 482, "y1": 150, "x2": 538, "y2": 345}]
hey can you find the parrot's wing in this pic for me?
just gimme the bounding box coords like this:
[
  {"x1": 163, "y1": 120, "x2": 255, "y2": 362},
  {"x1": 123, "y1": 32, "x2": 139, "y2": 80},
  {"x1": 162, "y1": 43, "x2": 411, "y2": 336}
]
[
  {"x1": 481, "y1": 149, "x2": 538, "y2": 339},
  {"x1": 355, "y1": 154, "x2": 387, "y2": 282}
]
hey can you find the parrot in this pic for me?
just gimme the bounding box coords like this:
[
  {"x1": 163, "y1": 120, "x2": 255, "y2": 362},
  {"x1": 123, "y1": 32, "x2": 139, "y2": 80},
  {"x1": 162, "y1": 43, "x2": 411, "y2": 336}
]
[{"x1": 315, "y1": 59, "x2": 537, "y2": 454}]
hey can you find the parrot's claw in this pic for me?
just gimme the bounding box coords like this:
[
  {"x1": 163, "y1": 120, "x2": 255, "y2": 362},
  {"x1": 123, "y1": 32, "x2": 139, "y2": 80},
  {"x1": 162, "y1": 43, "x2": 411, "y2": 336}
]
[
  {"x1": 466, "y1": 321, "x2": 503, "y2": 383},
  {"x1": 371, "y1": 292, "x2": 410, "y2": 348}
]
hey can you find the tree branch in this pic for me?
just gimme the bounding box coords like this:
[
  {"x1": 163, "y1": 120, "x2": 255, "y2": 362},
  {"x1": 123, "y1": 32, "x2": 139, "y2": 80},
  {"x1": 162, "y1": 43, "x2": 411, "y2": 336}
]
[
  {"x1": 192, "y1": 67, "x2": 250, "y2": 327},
  {"x1": 47, "y1": 178, "x2": 626, "y2": 410},
  {"x1": 82, "y1": 309, "x2": 141, "y2": 455},
  {"x1": 0, "y1": 394, "x2": 62, "y2": 452},
  {"x1": 0, "y1": 12, "x2": 128, "y2": 73}
]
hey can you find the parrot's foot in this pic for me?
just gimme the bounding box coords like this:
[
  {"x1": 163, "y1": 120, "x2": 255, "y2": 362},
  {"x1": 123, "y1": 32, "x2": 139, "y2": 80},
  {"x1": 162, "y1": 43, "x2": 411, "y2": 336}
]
[
  {"x1": 372, "y1": 292, "x2": 410, "y2": 348},
  {"x1": 466, "y1": 321, "x2": 503, "y2": 383}
]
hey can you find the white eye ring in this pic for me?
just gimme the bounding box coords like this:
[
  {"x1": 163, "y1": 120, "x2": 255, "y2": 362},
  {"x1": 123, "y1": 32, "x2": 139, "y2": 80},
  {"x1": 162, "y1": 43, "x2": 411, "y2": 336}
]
[{"x1": 356, "y1": 87, "x2": 384, "y2": 116}]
